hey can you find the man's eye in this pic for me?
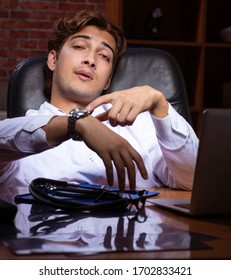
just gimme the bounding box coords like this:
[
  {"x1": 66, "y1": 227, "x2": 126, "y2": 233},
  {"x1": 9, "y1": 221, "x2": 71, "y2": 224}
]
[
  {"x1": 99, "y1": 53, "x2": 110, "y2": 62},
  {"x1": 73, "y1": 45, "x2": 84, "y2": 49}
]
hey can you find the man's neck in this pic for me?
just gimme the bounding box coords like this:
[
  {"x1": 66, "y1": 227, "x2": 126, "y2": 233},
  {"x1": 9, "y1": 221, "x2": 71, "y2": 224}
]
[{"x1": 50, "y1": 96, "x2": 87, "y2": 114}]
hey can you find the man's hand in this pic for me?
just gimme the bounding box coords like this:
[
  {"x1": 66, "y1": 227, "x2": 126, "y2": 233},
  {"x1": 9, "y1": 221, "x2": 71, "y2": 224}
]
[
  {"x1": 43, "y1": 114, "x2": 148, "y2": 191},
  {"x1": 86, "y1": 86, "x2": 169, "y2": 126},
  {"x1": 76, "y1": 115, "x2": 148, "y2": 191}
]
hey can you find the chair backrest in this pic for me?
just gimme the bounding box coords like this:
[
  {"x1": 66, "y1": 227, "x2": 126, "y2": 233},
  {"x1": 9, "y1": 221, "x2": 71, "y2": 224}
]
[{"x1": 7, "y1": 47, "x2": 192, "y2": 124}]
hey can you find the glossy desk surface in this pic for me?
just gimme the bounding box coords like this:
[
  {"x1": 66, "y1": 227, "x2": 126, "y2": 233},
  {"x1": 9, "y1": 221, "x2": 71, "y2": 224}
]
[{"x1": 0, "y1": 187, "x2": 231, "y2": 260}]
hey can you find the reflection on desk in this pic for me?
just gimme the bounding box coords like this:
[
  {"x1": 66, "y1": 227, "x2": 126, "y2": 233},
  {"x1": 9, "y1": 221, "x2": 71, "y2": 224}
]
[{"x1": 0, "y1": 187, "x2": 231, "y2": 259}]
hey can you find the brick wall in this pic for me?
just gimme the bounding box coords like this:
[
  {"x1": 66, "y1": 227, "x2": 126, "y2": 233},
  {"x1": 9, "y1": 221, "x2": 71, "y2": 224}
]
[
  {"x1": 0, "y1": 0, "x2": 105, "y2": 81},
  {"x1": 0, "y1": 0, "x2": 105, "y2": 116}
]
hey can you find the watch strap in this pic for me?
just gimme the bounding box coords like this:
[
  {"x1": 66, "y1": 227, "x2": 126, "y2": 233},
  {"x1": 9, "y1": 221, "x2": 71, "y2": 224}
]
[{"x1": 67, "y1": 108, "x2": 90, "y2": 141}]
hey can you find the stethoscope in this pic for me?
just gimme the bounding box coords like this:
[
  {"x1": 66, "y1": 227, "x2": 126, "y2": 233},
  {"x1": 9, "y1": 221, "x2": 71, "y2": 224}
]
[{"x1": 29, "y1": 177, "x2": 149, "y2": 211}]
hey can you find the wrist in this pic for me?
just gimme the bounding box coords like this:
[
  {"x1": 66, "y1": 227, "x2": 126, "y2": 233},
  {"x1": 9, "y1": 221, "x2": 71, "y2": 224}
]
[
  {"x1": 150, "y1": 91, "x2": 169, "y2": 118},
  {"x1": 43, "y1": 116, "x2": 69, "y2": 146},
  {"x1": 67, "y1": 108, "x2": 90, "y2": 141}
]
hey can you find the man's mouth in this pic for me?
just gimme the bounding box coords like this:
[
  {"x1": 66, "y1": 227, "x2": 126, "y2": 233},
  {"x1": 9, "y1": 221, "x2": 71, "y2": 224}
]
[{"x1": 75, "y1": 70, "x2": 94, "y2": 81}]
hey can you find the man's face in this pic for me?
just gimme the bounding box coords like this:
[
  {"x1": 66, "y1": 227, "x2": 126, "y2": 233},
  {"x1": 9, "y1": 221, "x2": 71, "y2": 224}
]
[{"x1": 47, "y1": 25, "x2": 116, "y2": 110}]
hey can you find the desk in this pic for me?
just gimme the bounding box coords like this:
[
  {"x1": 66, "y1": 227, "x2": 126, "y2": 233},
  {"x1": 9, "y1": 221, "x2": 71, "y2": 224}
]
[{"x1": 0, "y1": 187, "x2": 231, "y2": 260}]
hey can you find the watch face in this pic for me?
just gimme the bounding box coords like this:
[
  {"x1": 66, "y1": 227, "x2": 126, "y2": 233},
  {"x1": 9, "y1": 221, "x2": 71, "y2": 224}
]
[{"x1": 69, "y1": 108, "x2": 90, "y2": 118}]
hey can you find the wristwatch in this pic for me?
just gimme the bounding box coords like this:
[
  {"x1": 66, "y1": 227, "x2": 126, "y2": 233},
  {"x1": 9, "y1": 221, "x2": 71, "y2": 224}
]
[{"x1": 67, "y1": 108, "x2": 90, "y2": 141}]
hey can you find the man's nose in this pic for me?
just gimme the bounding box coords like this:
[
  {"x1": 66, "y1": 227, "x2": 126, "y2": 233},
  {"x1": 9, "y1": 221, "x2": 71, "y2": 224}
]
[{"x1": 81, "y1": 54, "x2": 96, "y2": 69}]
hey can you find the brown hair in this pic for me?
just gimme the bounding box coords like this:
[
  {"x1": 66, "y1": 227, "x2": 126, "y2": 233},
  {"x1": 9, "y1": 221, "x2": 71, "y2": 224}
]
[{"x1": 44, "y1": 10, "x2": 127, "y2": 99}]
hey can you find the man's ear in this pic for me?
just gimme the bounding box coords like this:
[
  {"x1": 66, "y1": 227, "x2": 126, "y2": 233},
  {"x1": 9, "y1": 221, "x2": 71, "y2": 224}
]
[{"x1": 47, "y1": 50, "x2": 57, "y2": 71}]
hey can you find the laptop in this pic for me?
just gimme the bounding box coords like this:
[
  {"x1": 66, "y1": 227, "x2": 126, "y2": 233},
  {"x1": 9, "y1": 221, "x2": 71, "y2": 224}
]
[{"x1": 153, "y1": 108, "x2": 231, "y2": 216}]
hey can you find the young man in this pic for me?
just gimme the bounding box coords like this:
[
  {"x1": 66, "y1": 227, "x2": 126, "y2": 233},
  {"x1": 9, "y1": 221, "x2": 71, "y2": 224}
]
[{"x1": 0, "y1": 10, "x2": 198, "y2": 191}]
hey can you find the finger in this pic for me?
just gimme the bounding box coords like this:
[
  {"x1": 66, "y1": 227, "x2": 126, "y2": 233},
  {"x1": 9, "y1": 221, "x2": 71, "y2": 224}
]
[
  {"x1": 121, "y1": 151, "x2": 136, "y2": 190},
  {"x1": 110, "y1": 153, "x2": 126, "y2": 191},
  {"x1": 95, "y1": 110, "x2": 109, "y2": 122},
  {"x1": 129, "y1": 147, "x2": 148, "y2": 180},
  {"x1": 116, "y1": 105, "x2": 132, "y2": 126},
  {"x1": 86, "y1": 94, "x2": 113, "y2": 112},
  {"x1": 101, "y1": 155, "x2": 114, "y2": 186},
  {"x1": 107, "y1": 101, "x2": 123, "y2": 127},
  {"x1": 125, "y1": 107, "x2": 142, "y2": 125}
]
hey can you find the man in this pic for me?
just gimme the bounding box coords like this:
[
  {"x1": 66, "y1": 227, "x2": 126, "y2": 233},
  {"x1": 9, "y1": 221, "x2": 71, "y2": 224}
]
[{"x1": 0, "y1": 10, "x2": 198, "y2": 191}]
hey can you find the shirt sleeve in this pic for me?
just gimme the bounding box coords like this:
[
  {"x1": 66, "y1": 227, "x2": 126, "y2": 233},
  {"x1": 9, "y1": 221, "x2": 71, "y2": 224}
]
[
  {"x1": 0, "y1": 115, "x2": 53, "y2": 162},
  {"x1": 151, "y1": 104, "x2": 199, "y2": 190},
  {"x1": 152, "y1": 104, "x2": 190, "y2": 149}
]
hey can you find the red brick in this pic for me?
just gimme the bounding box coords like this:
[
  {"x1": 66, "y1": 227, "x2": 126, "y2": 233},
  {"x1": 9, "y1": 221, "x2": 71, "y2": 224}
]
[
  {"x1": 1, "y1": 58, "x2": 17, "y2": 69},
  {"x1": 11, "y1": 49, "x2": 30, "y2": 58},
  {"x1": 31, "y1": 11, "x2": 63, "y2": 21},
  {"x1": 17, "y1": 21, "x2": 53, "y2": 30},
  {"x1": 31, "y1": 50, "x2": 47, "y2": 56},
  {"x1": 0, "y1": 39, "x2": 18, "y2": 49},
  {"x1": 10, "y1": 30, "x2": 29, "y2": 39},
  {"x1": 88, "y1": 0, "x2": 104, "y2": 2},
  {"x1": 30, "y1": 30, "x2": 51, "y2": 40},
  {"x1": 20, "y1": 41, "x2": 37, "y2": 49},
  {"x1": 0, "y1": 10, "x2": 9, "y2": 18},
  {"x1": 0, "y1": 69, "x2": 8, "y2": 79},
  {"x1": 0, "y1": 1, "x2": 20, "y2": 9},
  {"x1": 58, "y1": 3, "x2": 95, "y2": 11},
  {"x1": 11, "y1": 11, "x2": 31, "y2": 19},
  {"x1": 0, "y1": 49, "x2": 9, "y2": 57},
  {"x1": 37, "y1": 40, "x2": 48, "y2": 50},
  {"x1": 0, "y1": 30, "x2": 9, "y2": 37},
  {"x1": 20, "y1": 2, "x2": 55, "y2": 11},
  {"x1": 1, "y1": 20, "x2": 17, "y2": 29}
]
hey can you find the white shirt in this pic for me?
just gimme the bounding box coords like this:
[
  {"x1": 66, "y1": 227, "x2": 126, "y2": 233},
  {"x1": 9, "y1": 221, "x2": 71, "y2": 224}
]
[{"x1": 0, "y1": 102, "x2": 198, "y2": 190}]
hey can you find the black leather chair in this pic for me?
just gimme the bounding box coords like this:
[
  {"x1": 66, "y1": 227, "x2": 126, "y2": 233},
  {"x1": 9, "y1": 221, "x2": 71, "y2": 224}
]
[{"x1": 7, "y1": 48, "x2": 192, "y2": 124}]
